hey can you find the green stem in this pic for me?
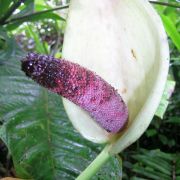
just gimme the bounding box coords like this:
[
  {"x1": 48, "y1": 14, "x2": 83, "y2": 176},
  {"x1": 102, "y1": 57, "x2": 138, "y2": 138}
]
[
  {"x1": 3, "y1": 4, "x2": 69, "y2": 25},
  {"x1": 76, "y1": 145, "x2": 111, "y2": 180},
  {"x1": 116, "y1": 154, "x2": 123, "y2": 180},
  {"x1": 149, "y1": 1, "x2": 180, "y2": 8}
]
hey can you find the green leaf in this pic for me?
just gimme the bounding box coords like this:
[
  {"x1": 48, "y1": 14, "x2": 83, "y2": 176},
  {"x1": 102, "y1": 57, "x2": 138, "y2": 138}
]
[
  {"x1": 133, "y1": 165, "x2": 171, "y2": 180},
  {"x1": 155, "y1": 80, "x2": 175, "y2": 118},
  {"x1": 131, "y1": 149, "x2": 177, "y2": 180},
  {"x1": 0, "y1": 27, "x2": 23, "y2": 59},
  {"x1": 160, "y1": 14, "x2": 180, "y2": 50},
  {"x1": 166, "y1": 116, "x2": 180, "y2": 124},
  {"x1": 145, "y1": 129, "x2": 157, "y2": 137},
  {"x1": 130, "y1": 177, "x2": 148, "y2": 180},
  {"x1": 6, "y1": 12, "x2": 65, "y2": 31},
  {"x1": 25, "y1": 24, "x2": 47, "y2": 54},
  {"x1": 35, "y1": 4, "x2": 51, "y2": 11},
  {"x1": 0, "y1": 34, "x2": 122, "y2": 179},
  {"x1": 10, "y1": 0, "x2": 35, "y2": 19},
  {"x1": 133, "y1": 155, "x2": 171, "y2": 175},
  {"x1": 0, "y1": 0, "x2": 12, "y2": 18}
]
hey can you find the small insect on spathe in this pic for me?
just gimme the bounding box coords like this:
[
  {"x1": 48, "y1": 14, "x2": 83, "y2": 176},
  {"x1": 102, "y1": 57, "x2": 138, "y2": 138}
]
[{"x1": 21, "y1": 52, "x2": 128, "y2": 133}]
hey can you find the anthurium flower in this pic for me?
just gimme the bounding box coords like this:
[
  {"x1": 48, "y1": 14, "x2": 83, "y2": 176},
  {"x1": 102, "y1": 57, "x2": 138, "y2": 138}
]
[{"x1": 62, "y1": 0, "x2": 169, "y2": 155}]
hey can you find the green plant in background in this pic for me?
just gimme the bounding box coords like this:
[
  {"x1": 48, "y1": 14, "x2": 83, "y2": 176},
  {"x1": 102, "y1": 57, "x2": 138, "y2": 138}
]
[{"x1": 0, "y1": 0, "x2": 179, "y2": 180}]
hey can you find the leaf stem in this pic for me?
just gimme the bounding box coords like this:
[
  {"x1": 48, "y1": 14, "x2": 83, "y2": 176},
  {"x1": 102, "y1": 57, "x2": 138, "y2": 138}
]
[
  {"x1": 116, "y1": 154, "x2": 123, "y2": 180},
  {"x1": 0, "y1": 0, "x2": 25, "y2": 25},
  {"x1": 2, "y1": 4, "x2": 69, "y2": 25},
  {"x1": 149, "y1": 1, "x2": 180, "y2": 8},
  {"x1": 76, "y1": 145, "x2": 111, "y2": 180}
]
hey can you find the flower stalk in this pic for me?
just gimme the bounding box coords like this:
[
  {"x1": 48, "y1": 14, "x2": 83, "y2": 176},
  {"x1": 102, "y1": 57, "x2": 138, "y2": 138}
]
[{"x1": 76, "y1": 145, "x2": 111, "y2": 180}]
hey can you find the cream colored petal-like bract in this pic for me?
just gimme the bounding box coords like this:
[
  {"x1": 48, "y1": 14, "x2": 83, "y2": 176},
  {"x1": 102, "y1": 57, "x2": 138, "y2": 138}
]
[{"x1": 62, "y1": 0, "x2": 169, "y2": 152}]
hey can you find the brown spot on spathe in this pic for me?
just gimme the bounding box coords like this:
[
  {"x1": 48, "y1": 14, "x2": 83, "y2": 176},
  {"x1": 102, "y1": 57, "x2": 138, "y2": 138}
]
[
  {"x1": 131, "y1": 49, "x2": 137, "y2": 60},
  {"x1": 121, "y1": 88, "x2": 127, "y2": 94}
]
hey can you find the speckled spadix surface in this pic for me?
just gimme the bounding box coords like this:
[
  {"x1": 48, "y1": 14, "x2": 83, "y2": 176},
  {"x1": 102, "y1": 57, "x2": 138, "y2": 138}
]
[
  {"x1": 21, "y1": 53, "x2": 128, "y2": 133},
  {"x1": 62, "y1": 0, "x2": 169, "y2": 147}
]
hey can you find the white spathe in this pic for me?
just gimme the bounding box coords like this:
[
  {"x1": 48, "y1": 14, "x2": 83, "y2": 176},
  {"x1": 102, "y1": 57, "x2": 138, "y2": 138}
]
[{"x1": 62, "y1": 0, "x2": 169, "y2": 151}]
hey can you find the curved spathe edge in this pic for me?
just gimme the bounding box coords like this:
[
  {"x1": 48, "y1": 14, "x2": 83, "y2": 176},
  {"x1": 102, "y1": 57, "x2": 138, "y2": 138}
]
[
  {"x1": 109, "y1": 0, "x2": 169, "y2": 154},
  {"x1": 61, "y1": 0, "x2": 169, "y2": 145}
]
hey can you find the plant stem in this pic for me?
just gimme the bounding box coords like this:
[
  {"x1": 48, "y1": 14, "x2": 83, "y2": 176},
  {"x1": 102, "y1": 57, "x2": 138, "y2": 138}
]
[
  {"x1": 149, "y1": 1, "x2": 180, "y2": 8},
  {"x1": 116, "y1": 154, "x2": 123, "y2": 180},
  {"x1": 3, "y1": 4, "x2": 69, "y2": 25},
  {"x1": 0, "y1": 0, "x2": 25, "y2": 25},
  {"x1": 76, "y1": 145, "x2": 111, "y2": 180}
]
